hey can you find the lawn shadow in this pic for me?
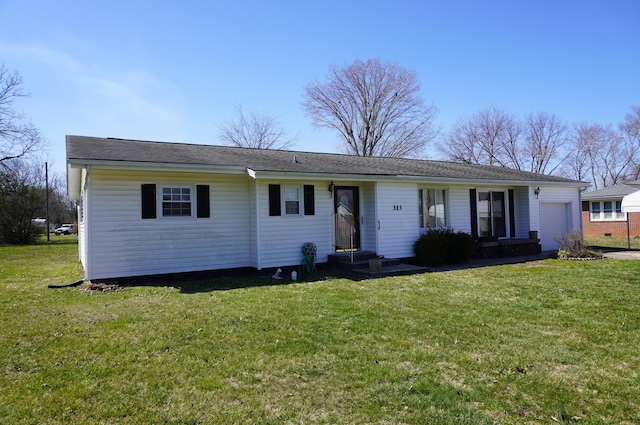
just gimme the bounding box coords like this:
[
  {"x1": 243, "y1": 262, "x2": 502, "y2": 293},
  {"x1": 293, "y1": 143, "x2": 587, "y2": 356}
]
[{"x1": 89, "y1": 264, "x2": 369, "y2": 294}]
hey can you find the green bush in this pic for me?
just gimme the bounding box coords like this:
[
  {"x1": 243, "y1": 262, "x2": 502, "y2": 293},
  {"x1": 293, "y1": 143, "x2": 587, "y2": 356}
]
[{"x1": 413, "y1": 228, "x2": 474, "y2": 266}]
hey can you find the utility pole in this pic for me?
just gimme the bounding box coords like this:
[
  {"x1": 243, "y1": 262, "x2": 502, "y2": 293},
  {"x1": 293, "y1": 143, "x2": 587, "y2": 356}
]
[{"x1": 46, "y1": 162, "x2": 50, "y2": 242}]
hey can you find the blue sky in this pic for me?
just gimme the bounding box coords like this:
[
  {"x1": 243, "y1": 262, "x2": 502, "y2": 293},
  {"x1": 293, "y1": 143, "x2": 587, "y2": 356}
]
[{"x1": 1, "y1": 0, "x2": 638, "y2": 175}]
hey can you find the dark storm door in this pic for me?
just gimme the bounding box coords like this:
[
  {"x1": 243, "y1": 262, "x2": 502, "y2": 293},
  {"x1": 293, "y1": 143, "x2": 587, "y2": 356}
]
[{"x1": 334, "y1": 186, "x2": 361, "y2": 251}]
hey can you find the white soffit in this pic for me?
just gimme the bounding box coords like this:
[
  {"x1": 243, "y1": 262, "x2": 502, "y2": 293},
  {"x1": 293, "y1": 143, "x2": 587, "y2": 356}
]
[{"x1": 621, "y1": 190, "x2": 640, "y2": 213}]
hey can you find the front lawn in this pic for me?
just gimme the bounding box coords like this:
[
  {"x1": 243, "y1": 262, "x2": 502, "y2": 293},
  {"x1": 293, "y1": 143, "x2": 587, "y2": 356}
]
[
  {"x1": 585, "y1": 235, "x2": 640, "y2": 250},
  {"x1": 1, "y1": 240, "x2": 639, "y2": 424}
]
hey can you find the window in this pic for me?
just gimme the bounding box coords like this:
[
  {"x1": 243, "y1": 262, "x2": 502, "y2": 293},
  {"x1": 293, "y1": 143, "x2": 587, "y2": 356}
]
[
  {"x1": 590, "y1": 200, "x2": 625, "y2": 221},
  {"x1": 268, "y1": 184, "x2": 315, "y2": 216},
  {"x1": 141, "y1": 184, "x2": 209, "y2": 219},
  {"x1": 477, "y1": 190, "x2": 506, "y2": 238},
  {"x1": 284, "y1": 186, "x2": 300, "y2": 215},
  {"x1": 418, "y1": 188, "x2": 447, "y2": 228},
  {"x1": 590, "y1": 201, "x2": 601, "y2": 220},
  {"x1": 162, "y1": 187, "x2": 192, "y2": 216}
]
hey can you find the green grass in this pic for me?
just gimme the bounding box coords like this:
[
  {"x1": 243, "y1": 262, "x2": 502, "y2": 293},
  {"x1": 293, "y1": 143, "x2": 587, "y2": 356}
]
[
  {"x1": 1, "y1": 239, "x2": 639, "y2": 424},
  {"x1": 585, "y1": 235, "x2": 640, "y2": 250}
]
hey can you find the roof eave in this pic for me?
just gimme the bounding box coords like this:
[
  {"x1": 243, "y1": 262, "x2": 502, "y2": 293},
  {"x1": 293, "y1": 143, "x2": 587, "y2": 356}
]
[
  {"x1": 66, "y1": 159, "x2": 248, "y2": 175},
  {"x1": 248, "y1": 169, "x2": 587, "y2": 186},
  {"x1": 66, "y1": 159, "x2": 587, "y2": 187}
]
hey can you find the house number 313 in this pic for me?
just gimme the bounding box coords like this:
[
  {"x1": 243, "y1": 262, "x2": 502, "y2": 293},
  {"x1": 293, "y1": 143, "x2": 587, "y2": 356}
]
[{"x1": 393, "y1": 205, "x2": 402, "y2": 211}]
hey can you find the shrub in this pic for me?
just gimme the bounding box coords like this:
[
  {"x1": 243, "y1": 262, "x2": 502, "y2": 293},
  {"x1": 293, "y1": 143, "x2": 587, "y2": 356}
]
[
  {"x1": 555, "y1": 230, "x2": 603, "y2": 260},
  {"x1": 414, "y1": 228, "x2": 474, "y2": 266},
  {"x1": 554, "y1": 230, "x2": 584, "y2": 253}
]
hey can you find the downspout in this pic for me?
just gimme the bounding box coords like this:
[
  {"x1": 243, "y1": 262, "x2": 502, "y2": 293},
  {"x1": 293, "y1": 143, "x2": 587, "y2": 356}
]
[
  {"x1": 579, "y1": 186, "x2": 588, "y2": 237},
  {"x1": 374, "y1": 182, "x2": 380, "y2": 256},
  {"x1": 84, "y1": 165, "x2": 92, "y2": 280},
  {"x1": 254, "y1": 178, "x2": 262, "y2": 270}
]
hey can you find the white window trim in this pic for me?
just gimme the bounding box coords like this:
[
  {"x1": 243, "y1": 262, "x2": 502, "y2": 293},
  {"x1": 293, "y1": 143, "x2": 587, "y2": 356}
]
[
  {"x1": 590, "y1": 200, "x2": 626, "y2": 221},
  {"x1": 418, "y1": 186, "x2": 449, "y2": 229},
  {"x1": 158, "y1": 183, "x2": 195, "y2": 218},
  {"x1": 283, "y1": 185, "x2": 302, "y2": 216}
]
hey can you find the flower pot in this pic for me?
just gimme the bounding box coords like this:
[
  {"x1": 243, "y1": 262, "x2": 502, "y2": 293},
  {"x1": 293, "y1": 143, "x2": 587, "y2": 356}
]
[{"x1": 369, "y1": 258, "x2": 382, "y2": 272}]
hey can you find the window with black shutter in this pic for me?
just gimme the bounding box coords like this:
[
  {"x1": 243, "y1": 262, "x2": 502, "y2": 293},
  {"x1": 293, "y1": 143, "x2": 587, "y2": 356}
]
[
  {"x1": 196, "y1": 185, "x2": 210, "y2": 218},
  {"x1": 303, "y1": 185, "x2": 315, "y2": 215},
  {"x1": 141, "y1": 184, "x2": 157, "y2": 219},
  {"x1": 269, "y1": 184, "x2": 281, "y2": 216}
]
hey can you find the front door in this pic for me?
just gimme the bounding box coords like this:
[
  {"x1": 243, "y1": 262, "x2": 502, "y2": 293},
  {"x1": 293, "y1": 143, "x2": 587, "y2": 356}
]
[
  {"x1": 478, "y1": 190, "x2": 506, "y2": 238},
  {"x1": 334, "y1": 186, "x2": 361, "y2": 251}
]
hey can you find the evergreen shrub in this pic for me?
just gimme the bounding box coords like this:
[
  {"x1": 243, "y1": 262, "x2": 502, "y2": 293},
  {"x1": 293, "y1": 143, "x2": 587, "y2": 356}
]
[{"x1": 413, "y1": 228, "x2": 474, "y2": 266}]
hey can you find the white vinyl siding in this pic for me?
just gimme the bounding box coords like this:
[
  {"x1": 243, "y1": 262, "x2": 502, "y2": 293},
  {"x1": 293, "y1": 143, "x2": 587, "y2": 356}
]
[
  {"x1": 78, "y1": 168, "x2": 89, "y2": 271},
  {"x1": 361, "y1": 182, "x2": 377, "y2": 253},
  {"x1": 79, "y1": 163, "x2": 583, "y2": 279},
  {"x1": 535, "y1": 186, "x2": 582, "y2": 251},
  {"x1": 258, "y1": 180, "x2": 332, "y2": 269},
  {"x1": 375, "y1": 182, "x2": 419, "y2": 259},
  {"x1": 248, "y1": 179, "x2": 258, "y2": 268},
  {"x1": 513, "y1": 187, "x2": 530, "y2": 238},
  {"x1": 85, "y1": 169, "x2": 252, "y2": 280},
  {"x1": 446, "y1": 186, "x2": 473, "y2": 234}
]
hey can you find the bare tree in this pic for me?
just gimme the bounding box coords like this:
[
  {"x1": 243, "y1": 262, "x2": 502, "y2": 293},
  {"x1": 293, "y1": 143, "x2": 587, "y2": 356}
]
[
  {"x1": 440, "y1": 108, "x2": 569, "y2": 175},
  {"x1": 596, "y1": 131, "x2": 636, "y2": 187},
  {"x1": 0, "y1": 63, "x2": 45, "y2": 165},
  {"x1": 218, "y1": 105, "x2": 295, "y2": 150},
  {"x1": 566, "y1": 122, "x2": 604, "y2": 185},
  {"x1": 439, "y1": 106, "x2": 521, "y2": 168},
  {"x1": 302, "y1": 58, "x2": 438, "y2": 158},
  {"x1": 620, "y1": 105, "x2": 640, "y2": 180},
  {"x1": 0, "y1": 159, "x2": 46, "y2": 244},
  {"x1": 521, "y1": 112, "x2": 568, "y2": 174},
  {"x1": 565, "y1": 117, "x2": 639, "y2": 188},
  {"x1": 440, "y1": 117, "x2": 485, "y2": 164}
]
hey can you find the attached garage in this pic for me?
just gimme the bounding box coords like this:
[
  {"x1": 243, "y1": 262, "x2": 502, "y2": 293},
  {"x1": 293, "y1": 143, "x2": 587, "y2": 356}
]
[{"x1": 540, "y1": 202, "x2": 570, "y2": 251}]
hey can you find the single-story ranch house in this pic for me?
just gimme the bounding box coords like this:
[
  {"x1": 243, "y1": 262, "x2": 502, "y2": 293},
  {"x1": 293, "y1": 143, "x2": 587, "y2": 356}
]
[
  {"x1": 66, "y1": 136, "x2": 587, "y2": 280},
  {"x1": 581, "y1": 180, "x2": 640, "y2": 238}
]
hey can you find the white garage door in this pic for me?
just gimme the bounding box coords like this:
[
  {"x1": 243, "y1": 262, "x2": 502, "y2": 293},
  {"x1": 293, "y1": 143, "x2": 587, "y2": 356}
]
[{"x1": 540, "y1": 203, "x2": 570, "y2": 251}]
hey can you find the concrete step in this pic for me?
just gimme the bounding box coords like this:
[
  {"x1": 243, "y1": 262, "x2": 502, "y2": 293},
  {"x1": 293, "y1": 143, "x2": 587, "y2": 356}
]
[
  {"x1": 352, "y1": 263, "x2": 430, "y2": 277},
  {"x1": 328, "y1": 252, "x2": 404, "y2": 272},
  {"x1": 328, "y1": 251, "x2": 379, "y2": 265}
]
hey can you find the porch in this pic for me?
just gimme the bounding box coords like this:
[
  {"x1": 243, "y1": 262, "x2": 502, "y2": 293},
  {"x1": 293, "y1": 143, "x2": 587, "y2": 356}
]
[
  {"x1": 327, "y1": 251, "x2": 429, "y2": 277},
  {"x1": 473, "y1": 237, "x2": 542, "y2": 259}
]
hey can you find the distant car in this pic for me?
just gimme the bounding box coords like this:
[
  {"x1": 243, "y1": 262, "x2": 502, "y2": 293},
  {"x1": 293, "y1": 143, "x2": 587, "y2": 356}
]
[{"x1": 54, "y1": 224, "x2": 77, "y2": 235}]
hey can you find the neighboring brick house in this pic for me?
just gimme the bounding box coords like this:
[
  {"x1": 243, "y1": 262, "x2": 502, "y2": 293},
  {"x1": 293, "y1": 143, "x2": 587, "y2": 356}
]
[{"x1": 582, "y1": 180, "x2": 640, "y2": 237}]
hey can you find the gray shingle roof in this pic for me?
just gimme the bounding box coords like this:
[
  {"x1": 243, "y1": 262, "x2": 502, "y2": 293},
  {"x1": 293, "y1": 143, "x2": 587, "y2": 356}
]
[
  {"x1": 582, "y1": 183, "x2": 640, "y2": 200},
  {"x1": 66, "y1": 135, "x2": 585, "y2": 184}
]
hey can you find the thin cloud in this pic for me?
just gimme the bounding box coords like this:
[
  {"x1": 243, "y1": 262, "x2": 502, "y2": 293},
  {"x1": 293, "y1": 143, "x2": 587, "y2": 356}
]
[{"x1": 0, "y1": 42, "x2": 188, "y2": 142}]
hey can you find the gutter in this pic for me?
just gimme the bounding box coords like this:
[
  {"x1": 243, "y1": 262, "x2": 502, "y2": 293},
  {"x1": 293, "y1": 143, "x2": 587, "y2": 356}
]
[
  {"x1": 246, "y1": 168, "x2": 587, "y2": 187},
  {"x1": 67, "y1": 160, "x2": 248, "y2": 175},
  {"x1": 68, "y1": 159, "x2": 587, "y2": 187}
]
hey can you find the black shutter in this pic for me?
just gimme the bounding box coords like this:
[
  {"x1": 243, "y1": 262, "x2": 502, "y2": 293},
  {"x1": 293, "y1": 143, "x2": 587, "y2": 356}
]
[
  {"x1": 303, "y1": 185, "x2": 315, "y2": 215},
  {"x1": 469, "y1": 188, "x2": 478, "y2": 238},
  {"x1": 141, "y1": 184, "x2": 156, "y2": 219},
  {"x1": 196, "y1": 185, "x2": 210, "y2": 218},
  {"x1": 269, "y1": 184, "x2": 281, "y2": 216},
  {"x1": 508, "y1": 189, "x2": 515, "y2": 237}
]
